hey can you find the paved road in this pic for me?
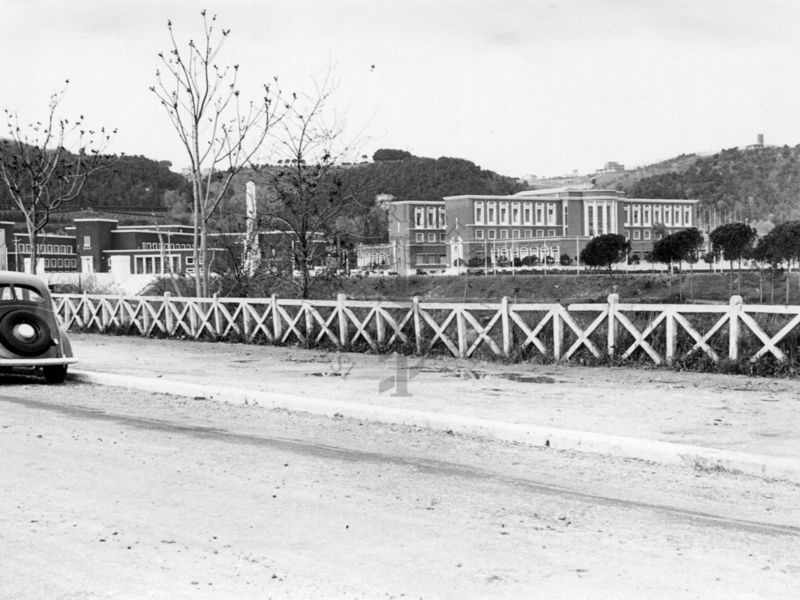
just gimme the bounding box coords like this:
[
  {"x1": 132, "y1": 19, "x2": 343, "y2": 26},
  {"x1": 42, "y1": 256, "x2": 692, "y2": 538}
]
[{"x1": 1, "y1": 378, "x2": 799, "y2": 599}]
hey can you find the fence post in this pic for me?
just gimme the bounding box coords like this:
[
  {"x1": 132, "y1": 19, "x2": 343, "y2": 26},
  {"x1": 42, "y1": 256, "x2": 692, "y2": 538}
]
[
  {"x1": 337, "y1": 293, "x2": 348, "y2": 349},
  {"x1": 729, "y1": 295, "x2": 743, "y2": 360},
  {"x1": 412, "y1": 296, "x2": 423, "y2": 355},
  {"x1": 303, "y1": 301, "x2": 313, "y2": 347},
  {"x1": 552, "y1": 305, "x2": 563, "y2": 360},
  {"x1": 164, "y1": 292, "x2": 173, "y2": 335},
  {"x1": 375, "y1": 301, "x2": 385, "y2": 347},
  {"x1": 141, "y1": 297, "x2": 150, "y2": 335},
  {"x1": 81, "y1": 292, "x2": 91, "y2": 330},
  {"x1": 242, "y1": 300, "x2": 252, "y2": 341},
  {"x1": 501, "y1": 296, "x2": 511, "y2": 358},
  {"x1": 271, "y1": 294, "x2": 282, "y2": 344},
  {"x1": 62, "y1": 296, "x2": 71, "y2": 328},
  {"x1": 456, "y1": 308, "x2": 467, "y2": 358},
  {"x1": 665, "y1": 308, "x2": 675, "y2": 364},
  {"x1": 607, "y1": 293, "x2": 619, "y2": 359},
  {"x1": 118, "y1": 294, "x2": 126, "y2": 329},
  {"x1": 212, "y1": 293, "x2": 222, "y2": 339}
]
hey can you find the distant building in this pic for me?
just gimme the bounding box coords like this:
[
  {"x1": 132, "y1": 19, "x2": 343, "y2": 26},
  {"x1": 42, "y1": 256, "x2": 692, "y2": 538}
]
[
  {"x1": 444, "y1": 188, "x2": 697, "y2": 267},
  {"x1": 358, "y1": 200, "x2": 447, "y2": 274},
  {"x1": 597, "y1": 161, "x2": 625, "y2": 175},
  {"x1": 0, "y1": 218, "x2": 330, "y2": 279}
]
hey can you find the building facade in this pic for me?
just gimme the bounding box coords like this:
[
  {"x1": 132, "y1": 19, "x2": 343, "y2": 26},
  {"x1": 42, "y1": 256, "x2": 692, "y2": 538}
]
[
  {"x1": 356, "y1": 188, "x2": 699, "y2": 274},
  {"x1": 444, "y1": 188, "x2": 697, "y2": 268}
]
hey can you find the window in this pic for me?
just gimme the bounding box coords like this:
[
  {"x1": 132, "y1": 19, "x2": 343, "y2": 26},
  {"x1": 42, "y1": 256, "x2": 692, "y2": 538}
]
[
  {"x1": 427, "y1": 233, "x2": 436, "y2": 242},
  {"x1": 546, "y1": 203, "x2": 557, "y2": 225},
  {"x1": 57, "y1": 258, "x2": 64, "y2": 268},
  {"x1": 439, "y1": 233, "x2": 445, "y2": 242},
  {"x1": 643, "y1": 205, "x2": 651, "y2": 227},
  {"x1": 644, "y1": 230, "x2": 652, "y2": 240},
  {"x1": 71, "y1": 259, "x2": 77, "y2": 268},
  {"x1": 474, "y1": 201, "x2": 484, "y2": 224},
  {"x1": 438, "y1": 207, "x2": 446, "y2": 228},
  {"x1": 664, "y1": 208, "x2": 672, "y2": 226},
  {"x1": 487, "y1": 202, "x2": 497, "y2": 224},
  {"x1": 674, "y1": 206, "x2": 682, "y2": 226},
  {"x1": 512, "y1": 230, "x2": 520, "y2": 239},
  {"x1": 523, "y1": 204, "x2": 532, "y2": 225},
  {"x1": 523, "y1": 229, "x2": 532, "y2": 238},
  {"x1": 83, "y1": 236, "x2": 91, "y2": 250},
  {"x1": 500, "y1": 230, "x2": 509, "y2": 239},
  {"x1": 427, "y1": 206, "x2": 436, "y2": 228},
  {"x1": 623, "y1": 206, "x2": 630, "y2": 226},
  {"x1": 547, "y1": 229, "x2": 555, "y2": 237},
  {"x1": 633, "y1": 230, "x2": 641, "y2": 240},
  {"x1": 535, "y1": 204, "x2": 544, "y2": 225},
  {"x1": 414, "y1": 208, "x2": 424, "y2": 228},
  {"x1": 632, "y1": 205, "x2": 641, "y2": 226},
  {"x1": 487, "y1": 229, "x2": 497, "y2": 240},
  {"x1": 624, "y1": 229, "x2": 630, "y2": 238},
  {"x1": 683, "y1": 206, "x2": 692, "y2": 226},
  {"x1": 415, "y1": 233, "x2": 424, "y2": 242},
  {"x1": 654, "y1": 205, "x2": 662, "y2": 224},
  {"x1": 535, "y1": 229, "x2": 543, "y2": 237},
  {"x1": 511, "y1": 202, "x2": 521, "y2": 225},
  {"x1": 475, "y1": 229, "x2": 484, "y2": 240},
  {"x1": 499, "y1": 202, "x2": 508, "y2": 225}
]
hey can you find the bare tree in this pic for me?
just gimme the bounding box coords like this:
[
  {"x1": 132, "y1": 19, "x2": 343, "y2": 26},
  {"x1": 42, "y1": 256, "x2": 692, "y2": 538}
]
[
  {"x1": 0, "y1": 81, "x2": 115, "y2": 273},
  {"x1": 151, "y1": 10, "x2": 281, "y2": 296},
  {"x1": 253, "y1": 78, "x2": 370, "y2": 298}
]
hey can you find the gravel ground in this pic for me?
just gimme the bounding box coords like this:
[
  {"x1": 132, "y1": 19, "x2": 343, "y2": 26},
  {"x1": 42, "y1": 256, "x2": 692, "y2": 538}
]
[{"x1": 1, "y1": 378, "x2": 799, "y2": 599}]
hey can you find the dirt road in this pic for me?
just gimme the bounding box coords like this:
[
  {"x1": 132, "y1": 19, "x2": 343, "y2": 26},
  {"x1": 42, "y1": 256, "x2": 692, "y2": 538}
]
[{"x1": 1, "y1": 378, "x2": 798, "y2": 599}]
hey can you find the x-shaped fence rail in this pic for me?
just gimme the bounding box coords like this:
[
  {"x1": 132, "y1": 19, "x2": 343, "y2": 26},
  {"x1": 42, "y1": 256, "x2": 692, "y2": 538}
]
[{"x1": 53, "y1": 292, "x2": 800, "y2": 365}]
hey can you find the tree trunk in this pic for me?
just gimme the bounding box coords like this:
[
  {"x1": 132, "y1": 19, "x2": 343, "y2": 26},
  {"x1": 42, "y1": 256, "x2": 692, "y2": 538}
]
[{"x1": 192, "y1": 178, "x2": 202, "y2": 298}]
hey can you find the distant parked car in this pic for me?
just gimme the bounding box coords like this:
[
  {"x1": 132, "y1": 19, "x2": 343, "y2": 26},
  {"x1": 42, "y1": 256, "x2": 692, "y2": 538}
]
[{"x1": 0, "y1": 272, "x2": 76, "y2": 383}]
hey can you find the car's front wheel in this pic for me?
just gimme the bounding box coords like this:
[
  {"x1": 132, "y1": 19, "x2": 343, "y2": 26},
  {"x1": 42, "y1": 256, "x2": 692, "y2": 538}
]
[{"x1": 42, "y1": 364, "x2": 68, "y2": 384}]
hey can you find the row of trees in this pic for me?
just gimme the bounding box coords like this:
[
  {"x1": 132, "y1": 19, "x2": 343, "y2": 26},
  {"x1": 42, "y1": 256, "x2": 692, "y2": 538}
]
[{"x1": 579, "y1": 221, "x2": 800, "y2": 302}]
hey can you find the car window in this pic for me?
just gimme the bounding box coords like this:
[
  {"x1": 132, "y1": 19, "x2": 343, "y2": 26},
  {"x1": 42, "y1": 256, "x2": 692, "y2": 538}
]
[
  {"x1": 0, "y1": 285, "x2": 14, "y2": 301},
  {"x1": 15, "y1": 285, "x2": 46, "y2": 303},
  {"x1": 0, "y1": 284, "x2": 46, "y2": 303}
]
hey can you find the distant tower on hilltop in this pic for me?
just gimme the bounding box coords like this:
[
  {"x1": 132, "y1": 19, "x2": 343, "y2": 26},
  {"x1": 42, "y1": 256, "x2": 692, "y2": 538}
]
[{"x1": 757, "y1": 133, "x2": 764, "y2": 147}]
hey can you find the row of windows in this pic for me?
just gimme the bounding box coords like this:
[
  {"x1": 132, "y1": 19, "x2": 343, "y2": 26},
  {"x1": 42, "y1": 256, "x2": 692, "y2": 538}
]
[
  {"x1": 415, "y1": 232, "x2": 446, "y2": 243},
  {"x1": 475, "y1": 229, "x2": 557, "y2": 240},
  {"x1": 624, "y1": 204, "x2": 692, "y2": 228},
  {"x1": 413, "y1": 206, "x2": 447, "y2": 229},
  {"x1": 478, "y1": 246, "x2": 560, "y2": 259},
  {"x1": 134, "y1": 255, "x2": 182, "y2": 275},
  {"x1": 43, "y1": 258, "x2": 78, "y2": 269},
  {"x1": 474, "y1": 201, "x2": 560, "y2": 227},
  {"x1": 414, "y1": 254, "x2": 447, "y2": 266},
  {"x1": 15, "y1": 243, "x2": 74, "y2": 254},
  {"x1": 141, "y1": 242, "x2": 192, "y2": 250}
]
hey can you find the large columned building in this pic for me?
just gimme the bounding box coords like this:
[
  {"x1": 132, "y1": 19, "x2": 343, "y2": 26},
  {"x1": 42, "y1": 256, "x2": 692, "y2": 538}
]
[{"x1": 443, "y1": 188, "x2": 698, "y2": 269}]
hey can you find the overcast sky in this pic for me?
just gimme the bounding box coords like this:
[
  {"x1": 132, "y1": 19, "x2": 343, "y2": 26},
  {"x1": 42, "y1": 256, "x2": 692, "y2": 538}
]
[{"x1": 2, "y1": 0, "x2": 799, "y2": 179}]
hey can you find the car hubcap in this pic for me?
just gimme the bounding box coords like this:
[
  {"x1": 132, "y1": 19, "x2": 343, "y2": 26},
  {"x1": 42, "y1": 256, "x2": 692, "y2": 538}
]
[{"x1": 14, "y1": 322, "x2": 37, "y2": 342}]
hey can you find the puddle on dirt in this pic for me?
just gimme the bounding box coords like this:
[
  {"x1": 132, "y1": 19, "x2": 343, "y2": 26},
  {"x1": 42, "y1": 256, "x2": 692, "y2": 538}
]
[
  {"x1": 453, "y1": 370, "x2": 556, "y2": 384},
  {"x1": 308, "y1": 372, "x2": 344, "y2": 377}
]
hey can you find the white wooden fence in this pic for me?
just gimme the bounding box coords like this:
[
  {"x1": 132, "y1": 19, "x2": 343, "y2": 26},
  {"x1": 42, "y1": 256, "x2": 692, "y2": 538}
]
[{"x1": 52, "y1": 293, "x2": 800, "y2": 366}]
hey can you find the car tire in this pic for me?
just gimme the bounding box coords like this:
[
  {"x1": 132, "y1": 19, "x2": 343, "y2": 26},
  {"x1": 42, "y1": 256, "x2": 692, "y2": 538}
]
[
  {"x1": 43, "y1": 364, "x2": 68, "y2": 384},
  {"x1": 0, "y1": 310, "x2": 53, "y2": 356}
]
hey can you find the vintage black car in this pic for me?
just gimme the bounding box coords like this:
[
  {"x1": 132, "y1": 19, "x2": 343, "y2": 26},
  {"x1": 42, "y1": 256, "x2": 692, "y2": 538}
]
[{"x1": 0, "y1": 272, "x2": 76, "y2": 383}]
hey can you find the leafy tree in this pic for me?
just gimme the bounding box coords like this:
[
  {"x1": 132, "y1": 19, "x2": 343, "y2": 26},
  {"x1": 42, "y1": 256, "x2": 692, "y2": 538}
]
[
  {"x1": 151, "y1": 10, "x2": 280, "y2": 296},
  {"x1": 651, "y1": 228, "x2": 704, "y2": 300},
  {"x1": 372, "y1": 148, "x2": 412, "y2": 162},
  {"x1": 579, "y1": 234, "x2": 630, "y2": 275},
  {"x1": 709, "y1": 222, "x2": 757, "y2": 296},
  {"x1": 755, "y1": 221, "x2": 800, "y2": 303},
  {"x1": 521, "y1": 255, "x2": 539, "y2": 266},
  {"x1": 559, "y1": 253, "x2": 572, "y2": 266},
  {"x1": 0, "y1": 82, "x2": 115, "y2": 272}
]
